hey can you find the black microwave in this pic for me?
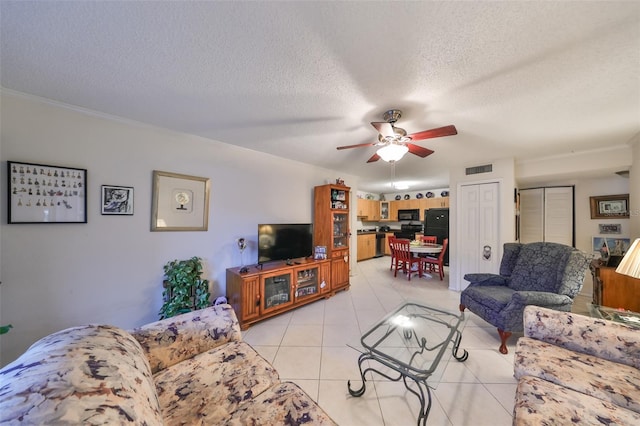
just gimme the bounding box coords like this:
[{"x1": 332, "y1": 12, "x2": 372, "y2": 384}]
[{"x1": 398, "y1": 209, "x2": 420, "y2": 221}]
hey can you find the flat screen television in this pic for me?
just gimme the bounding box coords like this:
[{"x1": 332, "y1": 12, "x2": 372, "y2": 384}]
[{"x1": 258, "y1": 223, "x2": 313, "y2": 264}]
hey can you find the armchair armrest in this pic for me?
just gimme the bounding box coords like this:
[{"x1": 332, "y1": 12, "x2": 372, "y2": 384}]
[
  {"x1": 129, "y1": 304, "x2": 242, "y2": 374},
  {"x1": 463, "y1": 273, "x2": 508, "y2": 286},
  {"x1": 511, "y1": 291, "x2": 572, "y2": 308},
  {"x1": 523, "y1": 306, "x2": 640, "y2": 369}
]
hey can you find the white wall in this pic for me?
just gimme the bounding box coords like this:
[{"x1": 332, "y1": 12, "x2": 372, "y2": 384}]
[
  {"x1": 630, "y1": 135, "x2": 640, "y2": 237},
  {"x1": 0, "y1": 92, "x2": 358, "y2": 365}
]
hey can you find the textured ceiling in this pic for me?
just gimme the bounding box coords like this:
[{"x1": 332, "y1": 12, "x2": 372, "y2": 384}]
[{"x1": 1, "y1": 1, "x2": 639, "y2": 193}]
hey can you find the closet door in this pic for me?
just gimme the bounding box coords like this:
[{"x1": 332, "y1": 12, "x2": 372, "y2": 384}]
[
  {"x1": 519, "y1": 187, "x2": 574, "y2": 245},
  {"x1": 519, "y1": 188, "x2": 544, "y2": 243}
]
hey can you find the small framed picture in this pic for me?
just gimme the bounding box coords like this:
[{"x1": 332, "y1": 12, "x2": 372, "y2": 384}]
[
  {"x1": 101, "y1": 185, "x2": 134, "y2": 215},
  {"x1": 598, "y1": 223, "x2": 621, "y2": 234},
  {"x1": 589, "y1": 194, "x2": 629, "y2": 219},
  {"x1": 151, "y1": 170, "x2": 210, "y2": 231}
]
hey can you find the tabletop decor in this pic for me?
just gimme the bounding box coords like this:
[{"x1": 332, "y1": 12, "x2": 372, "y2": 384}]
[
  {"x1": 8, "y1": 160, "x2": 87, "y2": 224},
  {"x1": 151, "y1": 170, "x2": 210, "y2": 231}
]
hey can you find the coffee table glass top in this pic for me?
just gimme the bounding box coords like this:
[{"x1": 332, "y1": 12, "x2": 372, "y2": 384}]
[
  {"x1": 356, "y1": 302, "x2": 468, "y2": 387},
  {"x1": 588, "y1": 303, "x2": 640, "y2": 328}
]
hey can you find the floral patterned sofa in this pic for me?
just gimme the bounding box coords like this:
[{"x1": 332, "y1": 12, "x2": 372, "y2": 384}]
[
  {"x1": 0, "y1": 304, "x2": 337, "y2": 425},
  {"x1": 513, "y1": 306, "x2": 640, "y2": 425}
]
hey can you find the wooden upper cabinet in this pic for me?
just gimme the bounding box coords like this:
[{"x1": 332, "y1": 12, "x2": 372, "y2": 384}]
[{"x1": 356, "y1": 198, "x2": 380, "y2": 221}]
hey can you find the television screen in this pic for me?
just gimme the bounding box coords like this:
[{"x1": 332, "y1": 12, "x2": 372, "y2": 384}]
[{"x1": 258, "y1": 223, "x2": 313, "y2": 264}]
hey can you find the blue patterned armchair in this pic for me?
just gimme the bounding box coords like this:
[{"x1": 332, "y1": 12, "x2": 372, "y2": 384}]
[{"x1": 459, "y1": 242, "x2": 591, "y2": 354}]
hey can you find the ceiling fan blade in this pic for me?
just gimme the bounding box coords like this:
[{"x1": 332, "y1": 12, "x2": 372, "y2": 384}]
[
  {"x1": 408, "y1": 125, "x2": 458, "y2": 141},
  {"x1": 366, "y1": 153, "x2": 381, "y2": 163},
  {"x1": 371, "y1": 122, "x2": 395, "y2": 137},
  {"x1": 336, "y1": 142, "x2": 375, "y2": 150},
  {"x1": 407, "y1": 143, "x2": 435, "y2": 158}
]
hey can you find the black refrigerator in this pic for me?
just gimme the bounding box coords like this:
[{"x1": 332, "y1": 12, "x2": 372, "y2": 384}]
[{"x1": 424, "y1": 208, "x2": 449, "y2": 266}]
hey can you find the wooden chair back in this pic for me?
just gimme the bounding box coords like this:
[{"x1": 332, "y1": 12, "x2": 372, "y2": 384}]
[{"x1": 420, "y1": 235, "x2": 437, "y2": 244}]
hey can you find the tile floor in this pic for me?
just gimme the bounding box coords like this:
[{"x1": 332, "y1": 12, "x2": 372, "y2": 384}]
[{"x1": 242, "y1": 256, "x2": 591, "y2": 426}]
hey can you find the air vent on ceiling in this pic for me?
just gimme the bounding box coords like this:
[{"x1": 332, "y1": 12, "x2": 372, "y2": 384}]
[{"x1": 465, "y1": 164, "x2": 493, "y2": 175}]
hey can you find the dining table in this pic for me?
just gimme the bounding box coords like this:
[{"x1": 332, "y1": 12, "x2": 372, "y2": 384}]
[
  {"x1": 406, "y1": 242, "x2": 443, "y2": 279},
  {"x1": 409, "y1": 242, "x2": 443, "y2": 255}
]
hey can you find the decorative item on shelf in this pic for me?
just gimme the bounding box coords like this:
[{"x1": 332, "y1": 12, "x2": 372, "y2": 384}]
[
  {"x1": 314, "y1": 245, "x2": 327, "y2": 260},
  {"x1": 365, "y1": 194, "x2": 373, "y2": 200},
  {"x1": 441, "y1": 191, "x2": 449, "y2": 197},
  {"x1": 416, "y1": 193, "x2": 423, "y2": 199},
  {"x1": 395, "y1": 195, "x2": 402, "y2": 200},
  {"x1": 237, "y1": 238, "x2": 248, "y2": 273},
  {"x1": 0, "y1": 324, "x2": 13, "y2": 335},
  {"x1": 616, "y1": 238, "x2": 640, "y2": 279},
  {"x1": 335, "y1": 178, "x2": 345, "y2": 185},
  {"x1": 380, "y1": 194, "x2": 386, "y2": 201},
  {"x1": 404, "y1": 194, "x2": 410, "y2": 200},
  {"x1": 426, "y1": 191, "x2": 434, "y2": 198},
  {"x1": 159, "y1": 256, "x2": 210, "y2": 319}
]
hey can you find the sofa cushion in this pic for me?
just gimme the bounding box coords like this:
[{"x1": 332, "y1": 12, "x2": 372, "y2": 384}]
[
  {"x1": 514, "y1": 375, "x2": 640, "y2": 425},
  {"x1": 224, "y1": 381, "x2": 338, "y2": 425},
  {"x1": 0, "y1": 325, "x2": 163, "y2": 425},
  {"x1": 153, "y1": 340, "x2": 280, "y2": 425},
  {"x1": 131, "y1": 304, "x2": 242, "y2": 374},
  {"x1": 515, "y1": 337, "x2": 640, "y2": 414}
]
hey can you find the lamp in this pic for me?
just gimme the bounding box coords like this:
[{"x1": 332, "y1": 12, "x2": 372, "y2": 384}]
[
  {"x1": 616, "y1": 238, "x2": 640, "y2": 279},
  {"x1": 377, "y1": 143, "x2": 409, "y2": 162}
]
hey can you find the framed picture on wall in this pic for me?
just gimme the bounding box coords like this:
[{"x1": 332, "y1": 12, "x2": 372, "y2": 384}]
[
  {"x1": 101, "y1": 185, "x2": 134, "y2": 215},
  {"x1": 8, "y1": 161, "x2": 87, "y2": 224},
  {"x1": 151, "y1": 170, "x2": 210, "y2": 231},
  {"x1": 589, "y1": 194, "x2": 629, "y2": 219}
]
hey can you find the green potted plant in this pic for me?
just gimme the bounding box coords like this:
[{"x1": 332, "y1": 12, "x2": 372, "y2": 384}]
[{"x1": 159, "y1": 256, "x2": 211, "y2": 319}]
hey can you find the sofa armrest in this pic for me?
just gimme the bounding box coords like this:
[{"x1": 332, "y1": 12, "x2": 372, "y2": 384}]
[
  {"x1": 130, "y1": 304, "x2": 242, "y2": 374},
  {"x1": 463, "y1": 273, "x2": 508, "y2": 286},
  {"x1": 523, "y1": 305, "x2": 640, "y2": 369}
]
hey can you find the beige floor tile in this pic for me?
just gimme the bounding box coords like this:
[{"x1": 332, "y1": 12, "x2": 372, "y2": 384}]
[
  {"x1": 272, "y1": 346, "x2": 321, "y2": 380},
  {"x1": 318, "y1": 379, "x2": 384, "y2": 426},
  {"x1": 281, "y1": 324, "x2": 323, "y2": 346},
  {"x1": 434, "y1": 382, "x2": 513, "y2": 426},
  {"x1": 289, "y1": 378, "x2": 319, "y2": 402}
]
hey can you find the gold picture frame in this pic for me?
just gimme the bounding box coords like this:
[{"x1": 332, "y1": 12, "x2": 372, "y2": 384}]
[
  {"x1": 151, "y1": 170, "x2": 210, "y2": 231},
  {"x1": 589, "y1": 194, "x2": 629, "y2": 219}
]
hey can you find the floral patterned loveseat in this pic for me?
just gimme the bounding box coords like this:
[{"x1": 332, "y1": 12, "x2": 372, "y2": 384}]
[
  {"x1": 513, "y1": 306, "x2": 640, "y2": 425},
  {"x1": 0, "y1": 304, "x2": 336, "y2": 425}
]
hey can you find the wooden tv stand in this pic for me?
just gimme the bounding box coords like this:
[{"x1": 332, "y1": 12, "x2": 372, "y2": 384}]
[{"x1": 227, "y1": 257, "x2": 347, "y2": 330}]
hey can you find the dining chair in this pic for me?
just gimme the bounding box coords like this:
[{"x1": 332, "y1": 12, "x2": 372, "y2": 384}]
[
  {"x1": 388, "y1": 235, "x2": 398, "y2": 271},
  {"x1": 393, "y1": 238, "x2": 422, "y2": 281},
  {"x1": 421, "y1": 238, "x2": 448, "y2": 280},
  {"x1": 420, "y1": 235, "x2": 437, "y2": 244}
]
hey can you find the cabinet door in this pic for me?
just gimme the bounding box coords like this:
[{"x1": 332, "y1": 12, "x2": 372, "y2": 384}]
[
  {"x1": 389, "y1": 201, "x2": 399, "y2": 222},
  {"x1": 356, "y1": 198, "x2": 366, "y2": 217},
  {"x1": 241, "y1": 276, "x2": 261, "y2": 321},
  {"x1": 357, "y1": 234, "x2": 368, "y2": 261},
  {"x1": 380, "y1": 201, "x2": 390, "y2": 221},
  {"x1": 261, "y1": 271, "x2": 293, "y2": 314},
  {"x1": 333, "y1": 212, "x2": 349, "y2": 249},
  {"x1": 294, "y1": 266, "x2": 319, "y2": 301},
  {"x1": 331, "y1": 249, "x2": 349, "y2": 289},
  {"x1": 319, "y1": 261, "x2": 332, "y2": 295}
]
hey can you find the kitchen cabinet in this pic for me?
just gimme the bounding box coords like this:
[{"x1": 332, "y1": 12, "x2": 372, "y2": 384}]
[
  {"x1": 357, "y1": 233, "x2": 376, "y2": 261},
  {"x1": 356, "y1": 198, "x2": 380, "y2": 221},
  {"x1": 380, "y1": 201, "x2": 390, "y2": 221},
  {"x1": 227, "y1": 259, "x2": 331, "y2": 329},
  {"x1": 314, "y1": 184, "x2": 350, "y2": 292}
]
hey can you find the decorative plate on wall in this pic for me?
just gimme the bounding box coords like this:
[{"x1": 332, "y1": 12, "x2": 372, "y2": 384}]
[
  {"x1": 404, "y1": 194, "x2": 410, "y2": 200},
  {"x1": 441, "y1": 191, "x2": 449, "y2": 197},
  {"x1": 426, "y1": 192, "x2": 434, "y2": 198},
  {"x1": 416, "y1": 193, "x2": 423, "y2": 199},
  {"x1": 395, "y1": 195, "x2": 402, "y2": 200}
]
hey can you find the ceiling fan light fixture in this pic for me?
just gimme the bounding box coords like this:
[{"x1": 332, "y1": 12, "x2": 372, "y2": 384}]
[{"x1": 377, "y1": 143, "x2": 409, "y2": 162}]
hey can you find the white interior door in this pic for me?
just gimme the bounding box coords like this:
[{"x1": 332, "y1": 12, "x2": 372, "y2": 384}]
[
  {"x1": 459, "y1": 182, "x2": 500, "y2": 290},
  {"x1": 544, "y1": 187, "x2": 574, "y2": 245}
]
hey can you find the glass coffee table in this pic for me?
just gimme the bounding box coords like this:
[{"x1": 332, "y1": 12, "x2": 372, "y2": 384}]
[
  {"x1": 588, "y1": 303, "x2": 640, "y2": 328},
  {"x1": 347, "y1": 302, "x2": 468, "y2": 425}
]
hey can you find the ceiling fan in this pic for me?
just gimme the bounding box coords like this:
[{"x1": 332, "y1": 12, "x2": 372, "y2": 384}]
[{"x1": 337, "y1": 109, "x2": 457, "y2": 163}]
